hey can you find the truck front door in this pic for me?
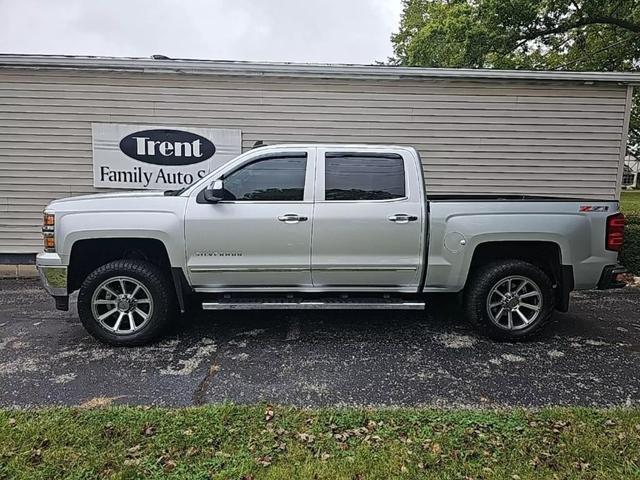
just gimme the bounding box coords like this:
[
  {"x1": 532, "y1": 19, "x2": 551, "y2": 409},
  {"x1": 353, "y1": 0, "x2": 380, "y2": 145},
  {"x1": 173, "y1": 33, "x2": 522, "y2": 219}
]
[
  {"x1": 184, "y1": 148, "x2": 315, "y2": 289},
  {"x1": 311, "y1": 147, "x2": 425, "y2": 290}
]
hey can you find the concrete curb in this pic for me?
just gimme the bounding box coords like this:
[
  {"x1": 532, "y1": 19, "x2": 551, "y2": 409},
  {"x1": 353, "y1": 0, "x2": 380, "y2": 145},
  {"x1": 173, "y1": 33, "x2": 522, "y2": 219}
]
[{"x1": 0, "y1": 264, "x2": 38, "y2": 279}]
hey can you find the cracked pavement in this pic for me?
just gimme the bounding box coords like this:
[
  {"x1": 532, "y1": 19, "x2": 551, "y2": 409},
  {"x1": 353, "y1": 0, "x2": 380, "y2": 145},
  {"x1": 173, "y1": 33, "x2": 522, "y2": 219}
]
[{"x1": 1, "y1": 279, "x2": 639, "y2": 408}]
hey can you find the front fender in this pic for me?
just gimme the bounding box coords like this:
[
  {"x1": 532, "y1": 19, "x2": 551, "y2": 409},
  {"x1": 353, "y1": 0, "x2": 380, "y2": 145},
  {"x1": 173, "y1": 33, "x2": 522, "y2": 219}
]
[{"x1": 57, "y1": 210, "x2": 186, "y2": 269}]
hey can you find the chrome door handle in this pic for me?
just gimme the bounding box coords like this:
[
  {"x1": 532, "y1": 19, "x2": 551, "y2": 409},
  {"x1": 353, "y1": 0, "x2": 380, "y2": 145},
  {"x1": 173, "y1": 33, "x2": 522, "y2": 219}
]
[
  {"x1": 278, "y1": 213, "x2": 308, "y2": 223},
  {"x1": 388, "y1": 214, "x2": 418, "y2": 224}
]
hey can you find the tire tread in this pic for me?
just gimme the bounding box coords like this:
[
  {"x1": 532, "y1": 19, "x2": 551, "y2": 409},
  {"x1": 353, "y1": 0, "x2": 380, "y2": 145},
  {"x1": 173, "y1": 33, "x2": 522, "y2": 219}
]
[
  {"x1": 77, "y1": 259, "x2": 175, "y2": 346},
  {"x1": 464, "y1": 259, "x2": 555, "y2": 341}
]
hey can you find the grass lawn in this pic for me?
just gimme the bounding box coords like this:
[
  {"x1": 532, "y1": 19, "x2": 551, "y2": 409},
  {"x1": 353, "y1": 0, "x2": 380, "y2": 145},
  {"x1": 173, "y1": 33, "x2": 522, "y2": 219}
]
[
  {"x1": 1, "y1": 405, "x2": 639, "y2": 479},
  {"x1": 621, "y1": 190, "x2": 640, "y2": 217}
]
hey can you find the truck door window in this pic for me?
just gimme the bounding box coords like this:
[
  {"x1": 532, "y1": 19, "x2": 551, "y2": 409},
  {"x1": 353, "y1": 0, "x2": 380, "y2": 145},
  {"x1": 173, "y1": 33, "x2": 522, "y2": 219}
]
[
  {"x1": 324, "y1": 153, "x2": 405, "y2": 201},
  {"x1": 223, "y1": 154, "x2": 307, "y2": 201}
]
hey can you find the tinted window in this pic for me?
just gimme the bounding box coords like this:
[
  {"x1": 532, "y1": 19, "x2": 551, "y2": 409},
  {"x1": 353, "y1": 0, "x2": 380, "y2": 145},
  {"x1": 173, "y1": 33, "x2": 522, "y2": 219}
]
[
  {"x1": 325, "y1": 153, "x2": 405, "y2": 201},
  {"x1": 223, "y1": 155, "x2": 307, "y2": 201}
]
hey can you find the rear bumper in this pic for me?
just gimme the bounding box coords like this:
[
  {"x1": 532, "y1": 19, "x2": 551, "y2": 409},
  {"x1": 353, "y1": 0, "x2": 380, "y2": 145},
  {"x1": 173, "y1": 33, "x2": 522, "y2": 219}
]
[{"x1": 597, "y1": 264, "x2": 628, "y2": 290}]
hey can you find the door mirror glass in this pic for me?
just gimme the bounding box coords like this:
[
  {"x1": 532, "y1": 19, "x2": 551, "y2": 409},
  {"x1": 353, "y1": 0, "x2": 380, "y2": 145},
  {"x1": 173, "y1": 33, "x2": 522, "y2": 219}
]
[{"x1": 204, "y1": 179, "x2": 224, "y2": 203}]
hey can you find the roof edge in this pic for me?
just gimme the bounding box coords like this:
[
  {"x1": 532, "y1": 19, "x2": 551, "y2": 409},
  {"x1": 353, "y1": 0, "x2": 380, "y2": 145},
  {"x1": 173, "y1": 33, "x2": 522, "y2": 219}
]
[{"x1": 1, "y1": 54, "x2": 639, "y2": 84}]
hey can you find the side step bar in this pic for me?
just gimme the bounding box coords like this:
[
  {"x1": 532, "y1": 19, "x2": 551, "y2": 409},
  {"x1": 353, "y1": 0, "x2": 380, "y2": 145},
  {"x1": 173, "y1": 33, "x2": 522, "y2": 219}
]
[{"x1": 202, "y1": 300, "x2": 425, "y2": 310}]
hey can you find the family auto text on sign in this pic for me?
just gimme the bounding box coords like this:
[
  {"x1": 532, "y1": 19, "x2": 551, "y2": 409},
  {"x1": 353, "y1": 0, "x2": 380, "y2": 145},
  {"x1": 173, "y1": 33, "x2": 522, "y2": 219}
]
[{"x1": 92, "y1": 123, "x2": 242, "y2": 189}]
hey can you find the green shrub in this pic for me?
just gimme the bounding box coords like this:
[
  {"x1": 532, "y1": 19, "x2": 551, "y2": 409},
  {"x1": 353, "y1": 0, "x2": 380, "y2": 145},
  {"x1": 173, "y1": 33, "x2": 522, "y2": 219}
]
[
  {"x1": 620, "y1": 223, "x2": 640, "y2": 274},
  {"x1": 626, "y1": 214, "x2": 640, "y2": 226},
  {"x1": 621, "y1": 191, "x2": 640, "y2": 218},
  {"x1": 618, "y1": 193, "x2": 639, "y2": 274}
]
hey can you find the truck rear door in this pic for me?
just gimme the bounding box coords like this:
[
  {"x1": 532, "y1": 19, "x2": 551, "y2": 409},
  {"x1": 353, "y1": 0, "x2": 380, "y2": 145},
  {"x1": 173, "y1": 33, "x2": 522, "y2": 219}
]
[{"x1": 311, "y1": 147, "x2": 425, "y2": 290}]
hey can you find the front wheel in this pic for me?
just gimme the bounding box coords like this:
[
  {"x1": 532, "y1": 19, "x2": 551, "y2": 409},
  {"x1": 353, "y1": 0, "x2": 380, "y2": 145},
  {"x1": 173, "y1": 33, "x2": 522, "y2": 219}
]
[
  {"x1": 77, "y1": 259, "x2": 175, "y2": 346},
  {"x1": 464, "y1": 260, "x2": 555, "y2": 341}
]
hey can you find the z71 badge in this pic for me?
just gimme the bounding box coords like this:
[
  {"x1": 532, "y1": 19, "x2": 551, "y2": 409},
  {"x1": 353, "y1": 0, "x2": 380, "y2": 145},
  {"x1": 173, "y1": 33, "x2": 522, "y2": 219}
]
[{"x1": 579, "y1": 205, "x2": 609, "y2": 212}]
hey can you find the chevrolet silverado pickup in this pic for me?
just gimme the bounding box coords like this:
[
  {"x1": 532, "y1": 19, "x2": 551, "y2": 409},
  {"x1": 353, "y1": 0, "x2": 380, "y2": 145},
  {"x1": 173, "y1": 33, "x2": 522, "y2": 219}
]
[{"x1": 36, "y1": 144, "x2": 627, "y2": 345}]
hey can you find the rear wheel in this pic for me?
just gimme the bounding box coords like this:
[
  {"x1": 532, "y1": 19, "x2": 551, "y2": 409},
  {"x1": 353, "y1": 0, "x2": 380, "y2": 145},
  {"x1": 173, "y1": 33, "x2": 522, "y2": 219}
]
[
  {"x1": 77, "y1": 259, "x2": 175, "y2": 346},
  {"x1": 464, "y1": 260, "x2": 555, "y2": 341}
]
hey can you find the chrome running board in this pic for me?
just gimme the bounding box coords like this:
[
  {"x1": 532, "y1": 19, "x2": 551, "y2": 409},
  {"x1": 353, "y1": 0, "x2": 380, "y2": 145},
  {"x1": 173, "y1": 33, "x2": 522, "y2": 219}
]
[{"x1": 202, "y1": 299, "x2": 425, "y2": 310}]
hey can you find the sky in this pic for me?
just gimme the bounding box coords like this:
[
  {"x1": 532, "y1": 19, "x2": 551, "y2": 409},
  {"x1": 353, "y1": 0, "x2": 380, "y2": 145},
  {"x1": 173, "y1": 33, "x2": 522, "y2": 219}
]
[{"x1": 0, "y1": 0, "x2": 403, "y2": 64}]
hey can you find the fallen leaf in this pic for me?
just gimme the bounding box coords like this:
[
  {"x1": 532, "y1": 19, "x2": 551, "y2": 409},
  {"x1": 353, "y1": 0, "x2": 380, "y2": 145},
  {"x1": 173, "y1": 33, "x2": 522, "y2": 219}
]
[
  {"x1": 141, "y1": 424, "x2": 156, "y2": 437},
  {"x1": 297, "y1": 432, "x2": 316, "y2": 444},
  {"x1": 79, "y1": 396, "x2": 123, "y2": 409},
  {"x1": 431, "y1": 443, "x2": 442, "y2": 455},
  {"x1": 103, "y1": 422, "x2": 116, "y2": 439},
  {"x1": 126, "y1": 444, "x2": 142, "y2": 457},
  {"x1": 162, "y1": 459, "x2": 176, "y2": 472},
  {"x1": 182, "y1": 428, "x2": 193, "y2": 436},
  {"x1": 265, "y1": 406, "x2": 274, "y2": 422},
  {"x1": 574, "y1": 462, "x2": 590, "y2": 471},
  {"x1": 8, "y1": 418, "x2": 16, "y2": 427},
  {"x1": 256, "y1": 455, "x2": 272, "y2": 467},
  {"x1": 186, "y1": 446, "x2": 199, "y2": 457},
  {"x1": 553, "y1": 421, "x2": 569, "y2": 429}
]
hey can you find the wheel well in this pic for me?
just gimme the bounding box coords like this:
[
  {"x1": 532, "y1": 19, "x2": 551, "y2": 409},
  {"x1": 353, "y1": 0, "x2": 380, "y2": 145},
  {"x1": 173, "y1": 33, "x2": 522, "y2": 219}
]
[
  {"x1": 469, "y1": 241, "x2": 562, "y2": 288},
  {"x1": 68, "y1": 238, "x2": 171, "y2": 293}
]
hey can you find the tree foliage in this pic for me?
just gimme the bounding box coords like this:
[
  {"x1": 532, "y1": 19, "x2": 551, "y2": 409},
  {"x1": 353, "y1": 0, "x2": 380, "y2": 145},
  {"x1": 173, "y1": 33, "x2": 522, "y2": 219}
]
[{"x1": 391, "y1": 0, "x2": 640, "y2": 152}]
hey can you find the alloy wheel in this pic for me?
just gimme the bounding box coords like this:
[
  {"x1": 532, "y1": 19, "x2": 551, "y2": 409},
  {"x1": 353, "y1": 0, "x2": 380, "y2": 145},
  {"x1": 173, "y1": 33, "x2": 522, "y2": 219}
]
[
  {"x1": 90, "y1": 276, "x2": 153, "y2": 334},
  {"x1": 486, "y1": 275, "x2": 542, "y2": 330}
]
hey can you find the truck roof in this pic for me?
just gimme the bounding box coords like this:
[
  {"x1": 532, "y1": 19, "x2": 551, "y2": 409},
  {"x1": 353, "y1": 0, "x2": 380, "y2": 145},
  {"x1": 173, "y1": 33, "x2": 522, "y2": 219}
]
[{"x1": 250, "y1": 143, "x2": 417, "y2": 151}]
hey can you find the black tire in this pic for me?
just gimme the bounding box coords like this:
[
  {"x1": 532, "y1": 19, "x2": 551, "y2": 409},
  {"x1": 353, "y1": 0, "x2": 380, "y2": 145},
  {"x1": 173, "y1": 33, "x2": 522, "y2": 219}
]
[
  {"x1": 464, "y1": 260, "x2": 555, "y2": 341},
  {"x1": 77, "y1": 259, "x2": 176, "y2": 346}
]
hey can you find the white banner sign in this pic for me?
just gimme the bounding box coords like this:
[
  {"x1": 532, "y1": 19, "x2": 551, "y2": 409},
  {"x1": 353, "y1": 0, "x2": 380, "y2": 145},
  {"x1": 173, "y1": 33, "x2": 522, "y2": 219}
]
[{"x1": 92, "y1": 123, "x2": 242, "y2": 189}]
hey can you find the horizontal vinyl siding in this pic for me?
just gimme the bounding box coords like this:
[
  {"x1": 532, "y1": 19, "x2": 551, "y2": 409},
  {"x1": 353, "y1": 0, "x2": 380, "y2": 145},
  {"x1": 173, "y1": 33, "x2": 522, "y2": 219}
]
[{"x1": 0, "y1": 69, "x2": 628, "y2": 254}]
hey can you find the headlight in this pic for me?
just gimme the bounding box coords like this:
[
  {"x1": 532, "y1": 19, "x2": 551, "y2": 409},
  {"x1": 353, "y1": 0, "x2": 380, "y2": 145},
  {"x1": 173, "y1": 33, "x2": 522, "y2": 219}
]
[{"x1": 43, "y1": 212, "x2": 55, "y2": 252}]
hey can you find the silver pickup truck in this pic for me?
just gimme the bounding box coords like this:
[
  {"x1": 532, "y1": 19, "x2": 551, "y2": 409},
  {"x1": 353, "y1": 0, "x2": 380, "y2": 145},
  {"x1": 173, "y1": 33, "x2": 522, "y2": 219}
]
[{"x1": 36, "y1": 144, "x2": 627, "y2": 345}]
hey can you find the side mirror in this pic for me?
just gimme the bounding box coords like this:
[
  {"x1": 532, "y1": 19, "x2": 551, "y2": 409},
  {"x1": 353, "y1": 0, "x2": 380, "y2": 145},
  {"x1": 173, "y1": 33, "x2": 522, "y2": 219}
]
[{"x1": 203, "y1": 179, "x2": 224, "y2": 203}]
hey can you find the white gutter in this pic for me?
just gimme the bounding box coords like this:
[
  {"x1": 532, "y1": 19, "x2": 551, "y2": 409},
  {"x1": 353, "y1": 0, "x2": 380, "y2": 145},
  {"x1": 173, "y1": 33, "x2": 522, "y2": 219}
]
[{"x1": 1, "y1": 54, "x2": 639, "y2": 84}]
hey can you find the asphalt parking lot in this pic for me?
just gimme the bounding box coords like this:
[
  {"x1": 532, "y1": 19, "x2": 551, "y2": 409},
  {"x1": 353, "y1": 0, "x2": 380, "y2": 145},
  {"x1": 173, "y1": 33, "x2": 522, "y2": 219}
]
[{"x1": 1, "y1": 279, "x2": 639, "y2": 408}]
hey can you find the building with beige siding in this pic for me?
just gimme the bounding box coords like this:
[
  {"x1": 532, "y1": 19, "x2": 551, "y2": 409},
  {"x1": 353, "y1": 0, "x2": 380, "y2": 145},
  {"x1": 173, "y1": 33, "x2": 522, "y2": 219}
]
[{"x1": 0, "y1": 54, "x2": 637, "y2": 262}]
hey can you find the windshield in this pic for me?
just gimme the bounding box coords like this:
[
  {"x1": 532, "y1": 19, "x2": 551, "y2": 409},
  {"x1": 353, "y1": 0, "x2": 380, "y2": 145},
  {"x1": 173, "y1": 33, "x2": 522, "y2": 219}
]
[{"x1": 171, "y1": 148, "x2": 269, "y2": 196}]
